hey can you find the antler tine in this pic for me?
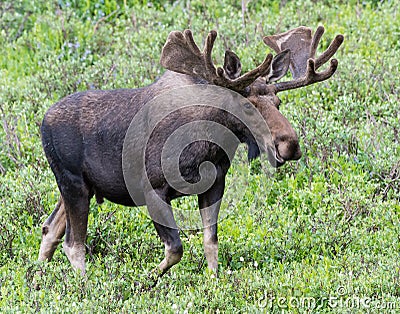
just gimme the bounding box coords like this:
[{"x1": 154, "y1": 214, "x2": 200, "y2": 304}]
[
  {"x1": 310, "y1": 26, "x2": 325, "y2": 59},
  {"x1": 315, "y1": 34, "x2": 344, "y2": 69},
  {"x1": 183, "y1": 29, "x2": 202, "y2": 56},
  {"x1": 274, "y1": 58, "x2": 338, "y2": 93},
  {"x1": 202, "y1": 30, "x2": 218, "y2": 76}
]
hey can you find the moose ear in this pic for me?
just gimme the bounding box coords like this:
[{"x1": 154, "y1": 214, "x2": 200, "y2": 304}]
[
  {"x1": 223, "y1": 50, "x2": 242, "y2": 79},
  {"x1": 266, "y1": 49, "x2": 291, "y2": 83}
]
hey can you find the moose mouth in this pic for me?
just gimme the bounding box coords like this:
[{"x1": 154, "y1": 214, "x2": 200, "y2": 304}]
[
  {"x1": 249, "y1": 140, "x2": 285, "y2": 168},
  {"x1": 266, "y1": 147, "x2": 285, "y2": 168}
]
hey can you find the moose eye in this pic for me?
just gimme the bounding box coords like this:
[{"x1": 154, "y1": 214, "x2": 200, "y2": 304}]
[
  {"x1": 244, "y1": 102, "x2": 252, "y2": 109},
  {"x1": 276, "y1": 99, "x2": 281, "y2": 110}
]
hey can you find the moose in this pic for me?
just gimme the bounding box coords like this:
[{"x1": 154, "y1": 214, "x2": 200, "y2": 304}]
[{"x1": 38, "y1": 25, "x2": 343, "y2": 282}]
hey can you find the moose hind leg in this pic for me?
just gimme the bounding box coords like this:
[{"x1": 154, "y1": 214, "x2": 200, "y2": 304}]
[
  {"x1": 60, "y1": 173, "x2": 90, "y2": 274},
  {"x1": 38, "y1": 197, "x2": 66, "y2": 261}
]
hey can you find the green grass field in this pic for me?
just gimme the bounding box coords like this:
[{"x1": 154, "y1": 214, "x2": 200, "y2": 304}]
[{"x1": 0, "y1": 0, "x2": 399, "y2": 312}]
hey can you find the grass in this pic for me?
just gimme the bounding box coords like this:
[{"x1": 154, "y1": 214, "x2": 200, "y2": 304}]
[{"x1": 0, "y1": 0, "x2": 399, "y2": 312}]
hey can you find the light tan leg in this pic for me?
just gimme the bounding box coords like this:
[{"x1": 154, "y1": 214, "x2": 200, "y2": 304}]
[
  {"x1": 146, "y1": 223, "x2": 183, "y2": 289},
  {"x1": 143, "y1": 189, "x2": 183, "y2": 288},
  {"x1": 38, "y1": 197, "x2": 66, "y2": 261},
  {"x1": 62, "y1": 242, "x2": 86, "y2": 274},
  {"x1": 200, "y1": 207, "x2": 219, "y2": 272},
  {"x1": 156, "y1": 235, "x2": 183, "y2": 273},
  {"x1": 198, "y1": 176, "x2": 224, "y2": 273}
]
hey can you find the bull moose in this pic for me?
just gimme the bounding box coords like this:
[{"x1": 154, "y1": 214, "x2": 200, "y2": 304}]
[{"x1": 38, "y1": 25, "x2": 343, "y2": 283}]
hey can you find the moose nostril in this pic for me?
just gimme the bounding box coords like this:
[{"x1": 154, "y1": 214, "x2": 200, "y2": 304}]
[
  {"x1": 289, "y1": 141, "x2": 302, "y2": 160},
  {"x1": 275, "y1": 138, "x2": 302, "y2": 161},
  {"x1": 293, "y1": 146, "x2": 302, "y2": 160}
]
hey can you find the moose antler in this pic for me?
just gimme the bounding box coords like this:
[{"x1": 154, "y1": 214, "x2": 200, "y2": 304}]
[
  {"x1": 160, "y1": 30, "x2": 273, "y2": 93},
  {"x1": 263, "y1": 26, "x2": 344, "y2": 93}
]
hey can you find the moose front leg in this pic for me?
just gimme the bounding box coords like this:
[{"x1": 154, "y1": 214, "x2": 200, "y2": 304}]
[
  {"x1": 145, "y1": 189, "x2": 183, "y2": 284},
  {"x1": 152, "y1": 222, "x2": 183, "y2": 274},
  {"x1": 198, "y1": 176, "x2": 225, "y2": 273}
]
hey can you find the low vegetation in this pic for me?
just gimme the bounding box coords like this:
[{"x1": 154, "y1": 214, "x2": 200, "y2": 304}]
[{"x1": 0, "y1": 0, "x2": 399, "y2": 312}]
